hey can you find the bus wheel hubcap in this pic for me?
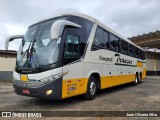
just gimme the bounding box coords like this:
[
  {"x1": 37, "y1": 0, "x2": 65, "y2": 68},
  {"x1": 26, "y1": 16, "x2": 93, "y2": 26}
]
[
  {"x1": 90, "y1": 81, "x2": 96, "y2": 95},
  {"x1": 135, "y1": 77, "x2": 138, "y2": 83}
]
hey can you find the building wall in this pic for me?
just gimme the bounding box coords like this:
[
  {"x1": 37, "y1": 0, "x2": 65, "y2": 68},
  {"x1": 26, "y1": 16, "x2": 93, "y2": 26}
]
[
  {"x1": 0, "y1": 54, "x2": 16, "y2": 80},
  {"x1": 146, "y1": 51, "x2": 160, "y2": 75}
]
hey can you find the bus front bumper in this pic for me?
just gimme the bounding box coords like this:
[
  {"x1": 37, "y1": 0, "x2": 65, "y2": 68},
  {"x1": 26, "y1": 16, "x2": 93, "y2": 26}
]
[{"x1": 13, "y1": 78, "x2": 62, "y2": 100}]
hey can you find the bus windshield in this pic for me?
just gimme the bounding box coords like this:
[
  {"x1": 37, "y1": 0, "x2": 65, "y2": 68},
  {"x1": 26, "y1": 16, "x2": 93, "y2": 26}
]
[{"x1": 17, "y1": 18, "x2": 65, "y2": 69}]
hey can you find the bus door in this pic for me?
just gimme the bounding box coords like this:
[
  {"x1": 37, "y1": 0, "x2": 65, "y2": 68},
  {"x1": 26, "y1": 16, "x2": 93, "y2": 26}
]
[{"x1": 62, "y1": 28, "x2": 83, "y2": 98}]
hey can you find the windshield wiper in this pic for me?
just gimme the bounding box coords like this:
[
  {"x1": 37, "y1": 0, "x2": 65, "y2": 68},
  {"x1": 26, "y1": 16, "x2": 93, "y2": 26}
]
[
  {"x1": 18, "y1": 38, "x2": 32, "y2": 66},
  {"x1": 30, "y1": 47, "x2": 40, "y2": 68}
]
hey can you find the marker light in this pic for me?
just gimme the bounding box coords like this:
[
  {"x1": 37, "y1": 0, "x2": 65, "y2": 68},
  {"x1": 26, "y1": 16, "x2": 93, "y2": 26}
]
[{"x1": 46, "y1": 90, "x2": 53, "y2": 95}]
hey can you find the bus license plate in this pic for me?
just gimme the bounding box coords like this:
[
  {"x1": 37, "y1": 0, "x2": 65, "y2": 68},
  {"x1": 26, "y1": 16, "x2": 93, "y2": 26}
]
[{"x1": 23, "y1": 89, "x2": 30, "y2": 94}]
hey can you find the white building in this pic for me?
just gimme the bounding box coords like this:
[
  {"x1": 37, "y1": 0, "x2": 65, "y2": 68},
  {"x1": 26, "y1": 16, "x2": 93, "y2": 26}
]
[{"x1": 0, "y1": 50, "x2": 17, "y2": 80}]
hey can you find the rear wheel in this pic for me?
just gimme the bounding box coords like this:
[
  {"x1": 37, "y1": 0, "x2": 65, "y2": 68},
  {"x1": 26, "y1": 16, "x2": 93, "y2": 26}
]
[
  {"x1": 84, "y1": 76, "x2": 97, "y2": 100},
  {"x1": 133, "y1": 74, "x2": 139, "y2": 86},
  {"x1": 138, "y1": 73, "x2": 142, "y2": 84}
]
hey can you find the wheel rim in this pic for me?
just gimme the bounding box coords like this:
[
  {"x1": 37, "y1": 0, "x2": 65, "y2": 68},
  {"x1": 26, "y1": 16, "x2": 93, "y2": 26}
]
[
  {"x1": 90, "y1": 81, "x2": 96, "y2": 95},
  {"x1": 135, "y1": 76, "x2": 138, "y2": 84}
]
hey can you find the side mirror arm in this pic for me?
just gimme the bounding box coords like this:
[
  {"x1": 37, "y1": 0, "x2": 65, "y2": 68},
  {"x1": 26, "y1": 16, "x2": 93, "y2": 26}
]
[
  {"x1": 51, "y1": 20, "x2": 81, "y2": 40},
  {"x1": 5, "y1": 35, "x2": 24, "y2": 50}
]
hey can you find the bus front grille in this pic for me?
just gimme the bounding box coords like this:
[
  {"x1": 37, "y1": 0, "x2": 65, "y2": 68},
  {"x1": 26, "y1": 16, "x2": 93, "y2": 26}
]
[{"x1": 13, "y1": 80, "x2": 45, "y2": 88}]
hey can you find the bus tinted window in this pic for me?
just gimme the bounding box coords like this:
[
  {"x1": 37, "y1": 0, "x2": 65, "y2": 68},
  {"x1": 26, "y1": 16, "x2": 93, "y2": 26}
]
[
  {"x1": 109, "y1": 34, "x2": 120, "y2": 52},
  {"x1": 135, "y1": 48, "x2": 140, "y2": 58},
  {"x1": 70, "y1": 16, "x2": 93, "y2": 56},
  {"x1": 140, "y1": 50, "x2": 143, "y2": 59},
  {"x1": 121, "y1": 40, "x2": 128, "y2": 55},
  {"x1": 129, "y1": 44, "x2": 135, "y2": 57},
  {"x1": 104, "y1": 31, "x2": 109, "y2": 49},
  {"x1": 94, "y1": 27, "x2": 105, "y2": 48},
  {"x1": 92, "y1": 27, "x2": 106, "y2": 50},
  {"x1": 64, "y1": 34, "x2": 80, "y2": 59},
  {"x1": 143, "y1": 51, "x2": 145, "y2": 60}
]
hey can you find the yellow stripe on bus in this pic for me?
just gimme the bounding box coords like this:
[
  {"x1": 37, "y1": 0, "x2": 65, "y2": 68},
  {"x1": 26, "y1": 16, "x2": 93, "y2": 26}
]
[
  {"x1": 62, "y1": 68, "x2": 146, "y2": 99},
  {"x1": 137, "y1": 61, "x2": 143, "y2": 67}
]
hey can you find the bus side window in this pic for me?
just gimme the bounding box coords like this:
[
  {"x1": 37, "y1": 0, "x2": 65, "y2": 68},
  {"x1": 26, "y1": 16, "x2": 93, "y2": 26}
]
[
  {"x1": 140, "y1": 50, "x2": 145, "y2": 60},
  {"x1": 143, "y1": 51, "x2": 145, "y2": 60},
  {"x1": 135, "y1": 48, "x2": 140, "y2": 58},
  {"x1": 140, "y1": 50, "x2": 143, "y2": 60},
  {"x1": 104, "y1": 31, "x2": 109, "y2": 49},
  {"x1": 64, "y1": 34, "x2": 80, "y2": 65},
  {"x1": 121, "y1": 40, "x2": 128, "y2": 55},
  {"x1": 129, "y1": 44, "x2": 135, "y2": 57},
  {"x1": 109, "y1": 33, "x2": 120, "y2": 52},
  {"x1": 91, "y1": 27, "x2": 105, "y2": 50}
]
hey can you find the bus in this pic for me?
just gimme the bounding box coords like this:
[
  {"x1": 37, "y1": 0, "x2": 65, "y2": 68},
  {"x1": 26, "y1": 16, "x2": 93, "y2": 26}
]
[{"x1": 5, "y1": 13, "x2": 146, "y2": 100}]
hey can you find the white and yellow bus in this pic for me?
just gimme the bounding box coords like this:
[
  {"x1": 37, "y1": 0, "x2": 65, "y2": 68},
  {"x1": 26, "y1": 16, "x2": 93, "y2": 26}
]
[{"x1": 5, "y1": 13, "x2": 146, "y2": 100}]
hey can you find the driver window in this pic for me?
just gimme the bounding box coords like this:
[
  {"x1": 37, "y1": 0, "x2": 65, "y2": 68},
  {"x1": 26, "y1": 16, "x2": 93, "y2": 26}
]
[
  {"x1": 64, "y1": 34, "x2": 80, "y2": 58},
  {"x1": 64, "y1": 34, "x2": 80, "y2": 65}
]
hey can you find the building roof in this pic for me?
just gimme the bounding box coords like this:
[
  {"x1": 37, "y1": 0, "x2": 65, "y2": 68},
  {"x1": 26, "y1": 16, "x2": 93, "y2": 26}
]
[
  {"x1": 0, "y1": 50, "x2": 17, "y2": 55},
  {"x1": 128, "y1": 30, "x2": 160, "y2": 49}
]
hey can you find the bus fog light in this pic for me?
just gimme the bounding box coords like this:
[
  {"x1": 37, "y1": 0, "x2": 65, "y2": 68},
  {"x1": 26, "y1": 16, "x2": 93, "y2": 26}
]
[{"x1": 46, "y1": 90, "x2": 53, "y2": 95}]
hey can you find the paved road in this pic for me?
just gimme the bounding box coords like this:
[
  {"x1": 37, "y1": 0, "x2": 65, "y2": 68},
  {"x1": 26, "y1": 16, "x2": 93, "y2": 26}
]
[{"x1": 0, "y1": 77, "x2": 160, "y2": 119}]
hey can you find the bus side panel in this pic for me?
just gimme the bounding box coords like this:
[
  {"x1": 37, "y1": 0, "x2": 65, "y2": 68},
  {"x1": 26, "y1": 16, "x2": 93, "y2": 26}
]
[
  {"x1": 62, "y1": 78, "x2": 84, "y2": 99},
  {"x1": 83, "y1": 62, "x2": 102, "y2": 93},
  {"x1": 101, "y1": 63, "x2": 136, "y2": 89},
  {"x1": 62, "y1": 62, "x2": 84, "y2": 99},
  {"x1": 101, "y1": 74, "x2": 135, "y2": 89}
]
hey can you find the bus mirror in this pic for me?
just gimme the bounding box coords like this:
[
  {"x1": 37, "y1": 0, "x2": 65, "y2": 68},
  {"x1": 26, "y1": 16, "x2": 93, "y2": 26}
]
[
  {"x1": 51, "y1": 20, "x2": 81, "y2": 40},
  {"x1": 5, "y1": 35, "x2": 24, "y2": 50}
]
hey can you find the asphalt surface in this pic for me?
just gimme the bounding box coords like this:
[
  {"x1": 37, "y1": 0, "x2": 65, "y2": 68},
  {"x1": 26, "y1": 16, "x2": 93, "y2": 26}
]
[{"x1": 0, "y1": 77, "x2": 160, "y2": 120}]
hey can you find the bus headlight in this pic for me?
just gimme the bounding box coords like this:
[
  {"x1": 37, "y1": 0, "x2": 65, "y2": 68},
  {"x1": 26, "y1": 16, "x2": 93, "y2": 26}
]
[
  {"x1": 39, "y1": 73, "x2": 62, "y2": 84},
  {"x1": 46, "y1": 90, "x2": 53, "y2": 95}
]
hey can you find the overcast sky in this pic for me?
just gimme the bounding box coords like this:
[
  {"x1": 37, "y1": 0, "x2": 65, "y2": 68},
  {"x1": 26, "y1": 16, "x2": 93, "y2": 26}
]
[{"x1": 0, "y1": 0, "x2": 160, "y2": 50}]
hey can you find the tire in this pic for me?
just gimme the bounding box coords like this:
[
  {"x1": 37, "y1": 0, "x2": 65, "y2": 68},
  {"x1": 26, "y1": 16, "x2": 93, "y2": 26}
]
[
  {"x1": 138, "y1": 73, "x2": 142, "y2": 84},
  {"x1": 133, "y1": 74, "x2": 139, "y2": 86},
  {"x1": 84, "y1": 76, "x2": 97, "y2": 100}
]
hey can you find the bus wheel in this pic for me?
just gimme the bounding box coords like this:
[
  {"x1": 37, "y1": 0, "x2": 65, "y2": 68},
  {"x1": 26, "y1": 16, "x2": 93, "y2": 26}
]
[
  {"x1": 84, "y1": 76, "x2": 97, "y2": 100},
  {"x1": 138, "y1": 73, "x2": 142, "y2": 84},
  {"x1": 133, "y1": 74, "x2": 138, "y2": 86}
]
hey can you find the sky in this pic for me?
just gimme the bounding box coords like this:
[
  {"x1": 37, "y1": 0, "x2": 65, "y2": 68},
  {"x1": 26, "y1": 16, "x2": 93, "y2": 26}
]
[{"x1": 0, "y1": 0, "x2": 160, "y2": 50}]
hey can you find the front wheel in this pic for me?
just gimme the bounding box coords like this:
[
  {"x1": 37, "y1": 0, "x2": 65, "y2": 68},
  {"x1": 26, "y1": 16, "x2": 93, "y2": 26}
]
[{"x1": 83, "y1": 76, "x2": 97, "y2": 100}]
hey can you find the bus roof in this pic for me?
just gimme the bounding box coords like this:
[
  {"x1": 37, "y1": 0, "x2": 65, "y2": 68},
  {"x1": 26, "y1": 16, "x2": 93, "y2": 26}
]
[{"x1": 31, "y1": 12, "x2": 143, "y2": 51}]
